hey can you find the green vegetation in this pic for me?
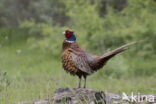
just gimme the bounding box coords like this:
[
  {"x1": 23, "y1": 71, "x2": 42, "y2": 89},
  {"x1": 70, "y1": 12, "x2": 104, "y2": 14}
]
[{"x1": 0, "y1": 0, "x2": 156, "y2": 103}]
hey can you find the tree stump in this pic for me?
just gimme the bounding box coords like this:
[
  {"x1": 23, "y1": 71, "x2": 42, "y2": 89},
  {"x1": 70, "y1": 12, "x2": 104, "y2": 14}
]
[{"x1": 52, "y1": 88, "x2": 106, "y2": 104}]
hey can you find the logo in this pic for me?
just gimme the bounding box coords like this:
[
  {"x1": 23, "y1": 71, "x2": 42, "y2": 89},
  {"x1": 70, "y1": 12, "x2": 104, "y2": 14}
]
[{"x1": 122, "y1": 92, "x2": 155, "y2": 103}]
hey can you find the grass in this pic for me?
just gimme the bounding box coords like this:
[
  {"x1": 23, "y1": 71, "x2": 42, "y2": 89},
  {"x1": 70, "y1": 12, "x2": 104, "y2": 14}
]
[{"x1": 0, "y1": 42, "x2": 155, "y2": 104}]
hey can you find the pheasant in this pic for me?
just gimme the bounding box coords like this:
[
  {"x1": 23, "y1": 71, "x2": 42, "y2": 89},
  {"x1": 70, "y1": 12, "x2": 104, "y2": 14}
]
[{"x1": 61, "y1": 29, "x2": 135, "y2": 88}]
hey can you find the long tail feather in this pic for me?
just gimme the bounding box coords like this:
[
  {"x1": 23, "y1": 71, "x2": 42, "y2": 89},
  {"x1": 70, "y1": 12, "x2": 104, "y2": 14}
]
[
  {"x1": 101, "y1": 41, "x2": 136, "y2": 60},
  {"x1": 91, "y1": 42, "x2": 136, "y2": 71}
]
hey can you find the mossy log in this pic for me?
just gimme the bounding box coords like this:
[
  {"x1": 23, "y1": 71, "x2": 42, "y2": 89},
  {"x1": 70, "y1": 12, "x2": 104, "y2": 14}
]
[{"x1": 17, "y1": 88, "x2": 156, "y2": 104}]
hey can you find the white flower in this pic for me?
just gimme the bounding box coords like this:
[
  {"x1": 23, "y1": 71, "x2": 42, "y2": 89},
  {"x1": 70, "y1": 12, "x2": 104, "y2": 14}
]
[{"x1": 17, "y1": 49, "x2": 22, "y2": 55}]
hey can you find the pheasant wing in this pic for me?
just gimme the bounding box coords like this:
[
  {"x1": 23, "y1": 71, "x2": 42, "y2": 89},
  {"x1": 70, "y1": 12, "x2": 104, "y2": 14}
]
[{"x1": 68, "y1": 49, "x2": 93, "y2": 74}]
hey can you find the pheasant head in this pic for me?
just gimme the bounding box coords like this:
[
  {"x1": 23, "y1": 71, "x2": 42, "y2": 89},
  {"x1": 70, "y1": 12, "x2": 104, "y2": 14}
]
[{"x1": 63, "y1": 30, "x2": 76, "y2": 42}]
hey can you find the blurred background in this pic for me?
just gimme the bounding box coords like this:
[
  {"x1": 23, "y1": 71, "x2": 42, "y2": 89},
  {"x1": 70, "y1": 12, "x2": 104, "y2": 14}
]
[{"x1": 0, "y1": 0, "x2": 156, "y2": 103}]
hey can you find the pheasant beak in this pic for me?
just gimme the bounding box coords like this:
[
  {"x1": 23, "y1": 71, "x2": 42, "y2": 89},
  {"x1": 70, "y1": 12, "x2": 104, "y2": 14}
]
[{"x1": 62, "y1": 32, "x2": 65, "y2": 35}]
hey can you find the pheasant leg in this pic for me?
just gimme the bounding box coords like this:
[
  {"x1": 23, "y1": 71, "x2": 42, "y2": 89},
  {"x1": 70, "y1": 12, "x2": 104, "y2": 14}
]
[
  {"x1": 78, "y1": 76, "x2": 82, "y2": 88},
  {"x1": 83, "y1": 76, "x2": 87, "y2": 88}
]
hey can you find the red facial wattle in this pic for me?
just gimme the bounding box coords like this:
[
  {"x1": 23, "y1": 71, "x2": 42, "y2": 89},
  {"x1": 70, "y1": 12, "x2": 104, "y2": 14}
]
[
  {"x1": 65, "y1": 30, "x2": 72, "y2": 38},
  {"x1": 65, "y1": 34, "x2": 70, "y2": 38}
]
